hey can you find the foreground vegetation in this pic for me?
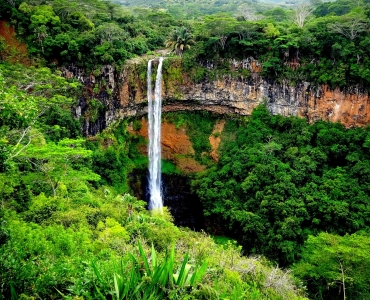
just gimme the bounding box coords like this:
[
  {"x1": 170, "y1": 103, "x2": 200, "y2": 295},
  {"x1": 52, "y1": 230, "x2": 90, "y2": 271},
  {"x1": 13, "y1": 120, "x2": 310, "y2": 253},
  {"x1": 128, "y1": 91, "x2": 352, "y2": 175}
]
[{"x1": 1, "y1": 193, "x2": 307, "y2": 299}]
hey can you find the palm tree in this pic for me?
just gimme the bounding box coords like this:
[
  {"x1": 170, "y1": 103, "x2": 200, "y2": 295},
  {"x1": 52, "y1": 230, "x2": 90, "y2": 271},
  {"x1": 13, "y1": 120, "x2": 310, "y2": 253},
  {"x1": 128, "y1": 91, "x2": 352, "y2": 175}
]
[{"x1": 165, "y1": 27, "x2": 195, "y2": 57}]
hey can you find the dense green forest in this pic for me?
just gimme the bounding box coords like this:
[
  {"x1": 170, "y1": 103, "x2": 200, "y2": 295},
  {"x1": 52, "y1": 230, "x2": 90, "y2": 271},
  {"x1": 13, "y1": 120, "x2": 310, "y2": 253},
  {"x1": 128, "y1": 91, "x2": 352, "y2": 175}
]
[
  {"x1": 1, "y1": 0, "x2": 370, "y2": 299},
  {"x1": 1, "y1": 0, "x2": 370, "y2": 88},
  {"x1": 192, "y1": 107, "x2": 370, "y2": 299}
]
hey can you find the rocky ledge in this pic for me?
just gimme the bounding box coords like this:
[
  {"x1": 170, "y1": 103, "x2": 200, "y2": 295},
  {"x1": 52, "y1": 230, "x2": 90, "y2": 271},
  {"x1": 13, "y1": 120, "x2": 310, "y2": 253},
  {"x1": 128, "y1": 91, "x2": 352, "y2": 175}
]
[{"x1": 70, "y1": 57, "x2": 370, "y2": 135}]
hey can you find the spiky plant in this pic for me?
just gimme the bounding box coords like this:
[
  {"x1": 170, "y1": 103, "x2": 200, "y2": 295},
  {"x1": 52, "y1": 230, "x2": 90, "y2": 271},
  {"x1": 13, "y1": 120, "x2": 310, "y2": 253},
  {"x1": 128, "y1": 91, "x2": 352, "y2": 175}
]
[{"x1": 93, "y1": 241, "x2": 209, "y2": 300}]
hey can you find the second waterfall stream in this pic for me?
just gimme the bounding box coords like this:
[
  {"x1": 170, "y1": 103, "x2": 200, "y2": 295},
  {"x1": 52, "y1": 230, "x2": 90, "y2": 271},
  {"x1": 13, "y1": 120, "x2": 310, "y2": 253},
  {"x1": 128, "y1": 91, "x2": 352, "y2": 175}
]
[{"x1": 147, "y1": 57, "x2": 164, "y2": 211}]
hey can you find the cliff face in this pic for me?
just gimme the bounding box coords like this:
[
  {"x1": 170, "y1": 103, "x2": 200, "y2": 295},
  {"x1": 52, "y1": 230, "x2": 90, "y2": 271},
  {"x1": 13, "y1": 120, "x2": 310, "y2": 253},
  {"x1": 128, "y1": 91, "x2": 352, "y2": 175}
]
[
  {"x1": 73, "y1": 57, "x2": 370, "y2": 135},
  {"x1": 128, "y1": 119, "x2": 206, "y2": 173}
]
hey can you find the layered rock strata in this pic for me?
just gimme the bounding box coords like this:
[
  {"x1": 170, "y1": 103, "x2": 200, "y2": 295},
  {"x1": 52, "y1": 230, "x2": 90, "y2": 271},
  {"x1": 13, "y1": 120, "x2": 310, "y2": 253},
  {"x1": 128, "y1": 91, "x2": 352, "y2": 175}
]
[{"x1": 70, "y1": 58, "x2": 370, "y2": 135}]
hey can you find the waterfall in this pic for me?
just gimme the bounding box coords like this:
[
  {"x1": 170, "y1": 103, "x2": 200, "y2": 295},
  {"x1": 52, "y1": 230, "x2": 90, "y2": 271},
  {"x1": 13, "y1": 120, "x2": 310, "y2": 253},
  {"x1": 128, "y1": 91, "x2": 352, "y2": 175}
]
[{"x1": 147, "y1": 57, "x2": 164, "y2": 211}]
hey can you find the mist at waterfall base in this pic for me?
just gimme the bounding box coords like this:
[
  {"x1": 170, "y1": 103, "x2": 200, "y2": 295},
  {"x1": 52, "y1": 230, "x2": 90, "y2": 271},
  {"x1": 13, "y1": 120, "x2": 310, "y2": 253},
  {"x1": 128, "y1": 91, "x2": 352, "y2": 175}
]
[{"x1": 129, "y1": 170, "x2": 205, "y2": 231}]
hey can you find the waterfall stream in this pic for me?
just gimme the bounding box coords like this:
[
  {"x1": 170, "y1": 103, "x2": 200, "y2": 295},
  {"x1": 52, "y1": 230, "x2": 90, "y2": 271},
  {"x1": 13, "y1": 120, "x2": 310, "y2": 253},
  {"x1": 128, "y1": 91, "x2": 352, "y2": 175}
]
[{"x1": 148, "y1": 57, "x2": 164, "y2": 211}]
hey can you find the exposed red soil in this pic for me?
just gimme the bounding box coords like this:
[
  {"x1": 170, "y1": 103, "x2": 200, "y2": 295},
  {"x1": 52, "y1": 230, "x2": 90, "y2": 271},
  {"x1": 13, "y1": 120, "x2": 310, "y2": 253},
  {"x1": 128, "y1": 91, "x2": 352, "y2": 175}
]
[
  {"x1": 129, "y1": 118, "x2": 206, "y2": 173},
  {"x1": 0, "y1": 20, "x2": 31, "y2": 65},
  {"x1": 209, "y1": 119, "x2": 225, "y2": 162}
]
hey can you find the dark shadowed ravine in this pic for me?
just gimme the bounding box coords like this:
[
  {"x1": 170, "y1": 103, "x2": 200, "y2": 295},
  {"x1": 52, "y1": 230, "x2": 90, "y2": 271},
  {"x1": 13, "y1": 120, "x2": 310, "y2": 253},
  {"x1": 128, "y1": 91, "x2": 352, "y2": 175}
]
[{"x1": 129, "y1": 169, "x2": 204, "y2": 230}]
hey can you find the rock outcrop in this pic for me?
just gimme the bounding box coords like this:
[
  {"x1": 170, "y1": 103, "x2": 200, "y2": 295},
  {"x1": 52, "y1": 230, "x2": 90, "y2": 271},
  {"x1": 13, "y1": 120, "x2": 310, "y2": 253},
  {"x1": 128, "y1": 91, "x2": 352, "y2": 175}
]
[
  {"x1": 0, "y1": 20, "x2": 31, "y2": 65},
  {"x1": 73, "y1": 57, "x2": 370, "y2": 135}
]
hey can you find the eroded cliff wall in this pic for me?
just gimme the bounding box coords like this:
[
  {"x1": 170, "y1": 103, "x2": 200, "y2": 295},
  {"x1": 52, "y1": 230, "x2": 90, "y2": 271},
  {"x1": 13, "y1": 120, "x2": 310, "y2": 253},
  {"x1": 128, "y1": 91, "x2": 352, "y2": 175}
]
[{"x1": 72, "y1": 57, "x2": 370, "y2": 135}]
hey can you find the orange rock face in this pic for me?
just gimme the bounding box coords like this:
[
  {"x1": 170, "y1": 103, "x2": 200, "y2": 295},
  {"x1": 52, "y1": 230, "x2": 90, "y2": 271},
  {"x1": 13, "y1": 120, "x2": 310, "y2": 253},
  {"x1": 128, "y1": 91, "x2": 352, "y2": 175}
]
[
  {"x1": 114, "y1": 58, "x2": 370, "y2": 129},
  {"x1": 129, "y1": 118, "x2": 205, "y2": 173},
  {"x1": 0, "y1": 20, "x2": 31, "y2": 65},
  {"x1": 304, "y1": 85, "x2": 370, "y2": 128},
  {"x1": 133, "y1": 119, "x2": 194, "y2": 157},
  {"x1": 75, "y1": 58, "x2": 370, "y2": 136},
  {"x1": 209, "y1": 120, "x2": 226, "y2": 162}
]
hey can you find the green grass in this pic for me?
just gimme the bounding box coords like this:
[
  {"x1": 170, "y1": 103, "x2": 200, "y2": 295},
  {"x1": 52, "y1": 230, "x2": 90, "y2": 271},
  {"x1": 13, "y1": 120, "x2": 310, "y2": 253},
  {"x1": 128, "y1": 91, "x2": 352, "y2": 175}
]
[
  {"x1": 132, "y1": 158, "x2": 181, "y2": 174},
  {"x1": 133, "y1": 157, "x2": 148, "y2": 169},
  {"x1": 162, "y1": 160, "x2": 181, "y2": 174},
  {"x1": 212, "y1": 235, "x2": 235, "y2": 246}
]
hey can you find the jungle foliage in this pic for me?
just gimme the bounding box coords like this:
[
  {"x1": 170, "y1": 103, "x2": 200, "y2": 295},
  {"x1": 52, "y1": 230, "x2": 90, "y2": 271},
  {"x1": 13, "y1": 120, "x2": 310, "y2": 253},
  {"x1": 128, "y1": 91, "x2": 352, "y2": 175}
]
[
  {"x1": 1, "y1": 0, "x2": 370, "y2": 89},
  {"x1": 193, "y1": 105, "x2": 370, "y2": 299},
  {"x1": 0, "y1": 0, "x2": 184, "y2": 69},
  {"x1": 180, "y1": 2, "x2": 370, "y2": 89}
]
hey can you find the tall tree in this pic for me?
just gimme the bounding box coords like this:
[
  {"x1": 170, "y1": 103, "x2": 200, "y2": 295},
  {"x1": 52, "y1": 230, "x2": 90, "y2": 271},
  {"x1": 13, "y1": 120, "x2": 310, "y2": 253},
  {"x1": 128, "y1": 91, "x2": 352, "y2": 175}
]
[
  {"x1": 294, "y1": 232, "x2": 370, "y2": 300},
  {"x1": 293, "y1": 2, "x2": 315, "y2": 28},
  {"x1": 0, "y1": 65, "x2": 80, "y2": 170},
  {"x1": 18, "y1": 138, "x2": 99, "y2": 197},
  {"x1": 328, "y1": 18, "x2": 367, "y2": 40},
  {"x1": 237, "y1": 5, "x2": 262, "y2": 21}
]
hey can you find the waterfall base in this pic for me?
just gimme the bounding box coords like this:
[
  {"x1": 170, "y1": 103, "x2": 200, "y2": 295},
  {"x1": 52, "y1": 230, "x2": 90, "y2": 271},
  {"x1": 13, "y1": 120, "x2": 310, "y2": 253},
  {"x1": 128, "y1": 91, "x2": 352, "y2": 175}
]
[{"x1": 128, "y1": 170, "x2": 204, "y2": 231}]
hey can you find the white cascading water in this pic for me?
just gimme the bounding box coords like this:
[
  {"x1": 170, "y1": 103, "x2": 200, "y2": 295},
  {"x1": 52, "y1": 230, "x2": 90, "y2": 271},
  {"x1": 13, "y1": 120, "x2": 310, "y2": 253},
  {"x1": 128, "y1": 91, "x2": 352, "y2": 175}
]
[{"x1": 147, "y1": 57, "x2": 164, "y2": 211}]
